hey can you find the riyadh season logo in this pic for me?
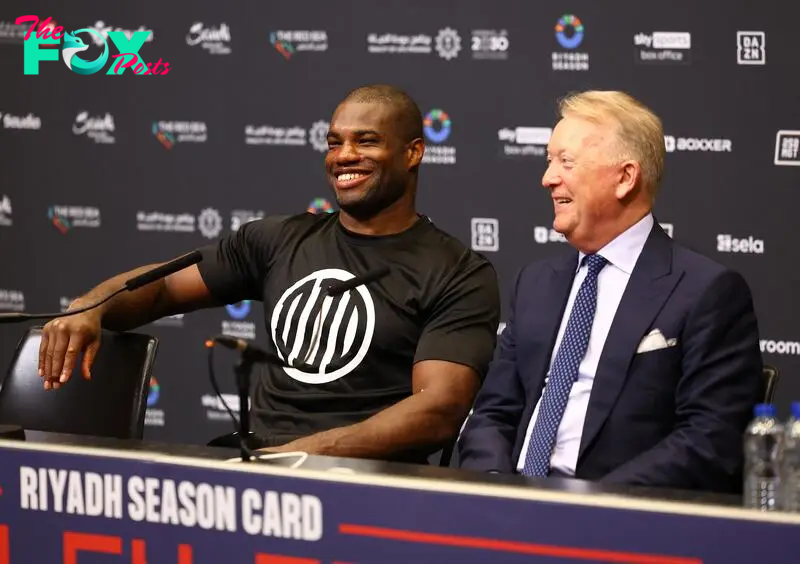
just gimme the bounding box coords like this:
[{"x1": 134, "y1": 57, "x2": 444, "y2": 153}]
[
  {"x1": 422, "y1": 109, "x2": 456, "y2": 165},
  {"x1": 737, "y1": 31, "x2": 765, "y2": 65},
  {"x1": 226, "y1": 300, "x2": 252, "y2": 320},
  {"x1": 634, "y1": 32, "x2": 691, "y2": 64},
  {"x1": 0, "y1": 111, "x2": 41, "y2": 130},
  {"x1": 664, "y1": 135, "x2": 732, "y2": 153},
  {"x1": 498, "y1": 126, "x2": 551, "y2": 157},
  {"x1": 73, "y1": 111, "x2": 115, "y2": 144},
  {"x1": 308, "y1": 198, "x2": 335, "y2": 215},
  {"x1": 0, "y1": 289, "x2": 25, "y2": 312},
  {"x1": 716, "y1": 234, "x2": 764, "y2": 254},
  {"x1": 552, "y1": 14, "x2": 588, "y2": 71},
  {"x1": 271, "y1": 269, "x2": 377, "y2": 384},
  {"x1": 144, "y1": 376, "x2": 164, "y2": 427},
  {"x1": 48, "y1": 205, "x2": 101, "y2": 233},
  {"x1": 367, "y1": 28, "x2": 461, "y2": 60},
  {"x1": 186, "y1": 22, "x2": 231, "y2": 55},
  {"x1": 774, "y1": 131, "x2": 800, "y2": 166},
  {"x1": 0, "y1": 195, "x2": 11, "y2": 227},
  {"x1": 223, "y1": 298, "x2": 255, "y2": 342},
  {"x1": 471, "y1": 29, "x2": 509, "y2": 60},
  {"x1": 152, "y1": 120, "x2": 208, "y2": 148},
  {"x1": 16, "y1": 15, "x2": 170, "y2": 75},
  {"x1": 270, "y1": 30, "x2": 328, "y2": 60},
  {"x1": 471, "y1": 218, "x2": 499, "y2": 252}
]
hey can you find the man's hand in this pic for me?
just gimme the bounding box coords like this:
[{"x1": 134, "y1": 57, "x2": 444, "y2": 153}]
[{"x1": 38, "y1": 309, "x2": 102, "y2": 390}]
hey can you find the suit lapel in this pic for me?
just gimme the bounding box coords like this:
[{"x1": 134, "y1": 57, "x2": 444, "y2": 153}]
[
  {"x1": 578, "y1": 226, "x2": 683, "y2": 462},
  {"x1": 520, "y1": 252, "x2": 577, "y2": 411}
]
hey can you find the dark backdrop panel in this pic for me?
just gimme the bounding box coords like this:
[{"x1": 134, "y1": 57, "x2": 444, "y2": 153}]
[{"x1": 0, "y1": 0, "x2": 797, "y2": 445}]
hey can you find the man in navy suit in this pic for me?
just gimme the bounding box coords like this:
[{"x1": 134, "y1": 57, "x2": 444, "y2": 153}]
[{"x1": 458, "y1": 91, "x2": 763, "y2": 493}]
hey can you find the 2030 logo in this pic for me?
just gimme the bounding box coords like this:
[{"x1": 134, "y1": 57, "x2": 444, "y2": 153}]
[{"x1": 16, "y1": 15, "x2": 171, "y2": 75}]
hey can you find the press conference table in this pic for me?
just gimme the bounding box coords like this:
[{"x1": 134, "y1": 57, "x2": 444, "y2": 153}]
[{"x1": 1, "y1": 431, "x2": 799, "y2": 563}]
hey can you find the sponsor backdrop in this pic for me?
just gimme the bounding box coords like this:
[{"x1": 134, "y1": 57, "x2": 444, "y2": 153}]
[{"x1": 0, "y1": 1, "x2": 798, "y2": 447}]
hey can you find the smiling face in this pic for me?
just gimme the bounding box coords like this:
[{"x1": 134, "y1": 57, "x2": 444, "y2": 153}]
[
  {"x1": 324, "y1": 101, "x2": 422, "y2": 221},
  {"x1": 542, "y1": 115, "x2": 643, "y2": 252}
]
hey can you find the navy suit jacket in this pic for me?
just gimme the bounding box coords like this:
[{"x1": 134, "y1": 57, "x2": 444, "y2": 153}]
[{"x1": 458, "y1": 223, "x2": 763, "y2": 493}]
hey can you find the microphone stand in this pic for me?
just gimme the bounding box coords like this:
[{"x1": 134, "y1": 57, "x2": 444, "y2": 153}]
[{"x1": 233, "y1": 356, "x2": 257, "y2": 463}]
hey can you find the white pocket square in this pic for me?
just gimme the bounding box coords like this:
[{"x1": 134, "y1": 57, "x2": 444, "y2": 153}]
[{"x1": 636, "y1": 329, "x2": 677, "y2": 354}]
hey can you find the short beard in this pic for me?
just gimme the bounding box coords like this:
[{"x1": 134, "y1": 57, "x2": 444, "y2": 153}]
[{"x1": 335, "y1": 176, "x2": 406, "y2": 221}]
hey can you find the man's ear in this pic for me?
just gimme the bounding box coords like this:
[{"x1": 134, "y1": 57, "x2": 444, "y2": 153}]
[
  {"x1": 614, "y1": 160, "x2": 641, "y2": 200},
  {"x1": 407, "y1": 138, "x2": 425, "y2": 170}
]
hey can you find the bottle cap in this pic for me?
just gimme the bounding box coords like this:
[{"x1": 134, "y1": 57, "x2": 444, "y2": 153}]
[
  {"x1": 754, "y1": 403, "x2": 776, "y2": 417},
  {"x1": 791, "y1": 402, "x2": 800, "y2": 419}
]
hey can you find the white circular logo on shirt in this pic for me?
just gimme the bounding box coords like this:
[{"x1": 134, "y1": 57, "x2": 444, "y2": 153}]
[{"x1": 270, "y1": 268, "x2": 376, "y2": 384}]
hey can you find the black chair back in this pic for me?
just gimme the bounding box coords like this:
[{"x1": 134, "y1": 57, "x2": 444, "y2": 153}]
[
  {"x1": 0, "y1": 326, "x2": 158, "y2": 439},
  {"x1": 762, "y1": 365, "x2": 779, "y2": 404}
]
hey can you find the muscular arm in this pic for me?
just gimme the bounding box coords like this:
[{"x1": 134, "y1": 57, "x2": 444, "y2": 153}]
[
  {"x1": 269, "y1": 360, "x2": 479, "y2": 459},
  {"x1": 75, "y1": 263, "x2": 220, "y2": 332},
  {"x1": 40, "y1": 261, "x2": 219, "y2": 384}
]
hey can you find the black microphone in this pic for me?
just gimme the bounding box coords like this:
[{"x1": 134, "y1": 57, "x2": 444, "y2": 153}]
[
  {"x1": 0, "y1": 250, "x2": 203, "y2": 324},
  {"x1": 123, "y1": 250, "x2": 202, "y2": 291},
  {"x1": 325, "y1": 266, "x2": 390, "y2": 297},
  {"x1": 209, "y1": 336, "x2": 328, "y2": 371},
  {"x1": 209, "y1": 335, "x2": 287, "y2": 365}
]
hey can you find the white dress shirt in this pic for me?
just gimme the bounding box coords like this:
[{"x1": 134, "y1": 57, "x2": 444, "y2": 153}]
[{"x1": 516, "y1": 213, "x2": 654, "y2": 475}]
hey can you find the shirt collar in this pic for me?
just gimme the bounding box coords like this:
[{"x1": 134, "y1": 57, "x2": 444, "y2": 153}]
[{"x1": 577, "y1": 213, "x2": 654, "y2": 275}]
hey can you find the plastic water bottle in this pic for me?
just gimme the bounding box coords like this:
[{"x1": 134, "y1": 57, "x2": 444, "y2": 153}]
[
  {"x1": 782, "y1": 402, "x2": 800, "y2": 512},
  {"x1": 743, "y1": 403, "x2": 784, "y2": 510}
]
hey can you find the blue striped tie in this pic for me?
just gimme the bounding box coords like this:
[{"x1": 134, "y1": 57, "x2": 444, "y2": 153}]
[{"x1": 522, "y1": 254, "x2": 608, "y2": 477}]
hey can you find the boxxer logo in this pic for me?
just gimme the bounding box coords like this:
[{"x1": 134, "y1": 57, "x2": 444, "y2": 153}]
[
  {"x1": 16, "y1": 15, "x2": 170, "y2": 75},
  {"x1": 270, "y1": 269, "x2": 376, "y2": 384}
]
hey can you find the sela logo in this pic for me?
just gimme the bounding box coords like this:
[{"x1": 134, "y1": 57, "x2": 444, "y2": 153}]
[
  {"x1": 0, "y1": 289, "x2": 25, "y2": 311},
  {"x1": 471, "y1": 218, "x2": 499, "y2": 252},
  {"x1": 664, "y1": 135, "x2": 732, "y2": 153},
  {"x1": 716, "y1": 234, "x2": 764, "y2": 254},
  {"x1": 16, "y1": 15, "x2": 170, "y2": 75},
  {"x1": 271, "y1": 269, "x2": 376, "y2": 385}
]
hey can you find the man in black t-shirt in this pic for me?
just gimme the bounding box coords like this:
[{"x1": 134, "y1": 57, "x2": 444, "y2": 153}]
[{"x1": 37, "y1": 84, "x2": 501, "y2": 463}]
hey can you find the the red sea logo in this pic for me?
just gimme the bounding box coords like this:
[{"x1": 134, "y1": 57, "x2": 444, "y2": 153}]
[
  {"x1": 152, "y1": 122, "x2": 175, "y2": 149},
  {"x1": 47, "y1": 206, "x2": 69, "y2": 233},
  {"x1": 270, "y1": 32, "x2": 294, "y2": 60}
]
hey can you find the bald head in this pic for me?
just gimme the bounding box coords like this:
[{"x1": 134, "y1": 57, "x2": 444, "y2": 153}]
[{"x1": 340, "y1": 84, "x2": 423, "y2": 144}]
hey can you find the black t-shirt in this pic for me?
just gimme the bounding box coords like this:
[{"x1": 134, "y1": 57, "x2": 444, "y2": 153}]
[{"x1": 197, "y1": 212, "x2": 500, "y2": 447}]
